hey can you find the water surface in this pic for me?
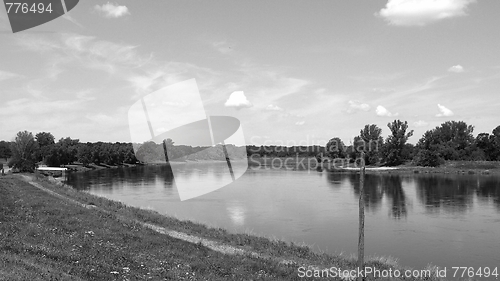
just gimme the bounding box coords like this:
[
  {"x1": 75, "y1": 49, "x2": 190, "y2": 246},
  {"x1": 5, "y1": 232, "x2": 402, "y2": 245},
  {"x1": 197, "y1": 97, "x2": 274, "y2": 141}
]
[{"x1": 66, "y1": 163, "x2": 500, "y2": 271}]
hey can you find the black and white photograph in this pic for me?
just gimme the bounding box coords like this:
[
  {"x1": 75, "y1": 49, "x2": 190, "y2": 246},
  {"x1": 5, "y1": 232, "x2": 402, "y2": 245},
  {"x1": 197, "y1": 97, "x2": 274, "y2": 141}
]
[{"x1": 0, "y1": 1, "x2": 499, "y2": 280}]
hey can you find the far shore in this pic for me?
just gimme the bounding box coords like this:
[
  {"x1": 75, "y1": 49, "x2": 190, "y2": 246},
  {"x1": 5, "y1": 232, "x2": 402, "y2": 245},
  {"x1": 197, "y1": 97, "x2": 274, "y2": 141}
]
[
  {"x1": 5, "y1": 156, "x2": 499, "y2": 176},
  {"x1": 248, "y1": 156, "x2": 500, "y2": 175}
]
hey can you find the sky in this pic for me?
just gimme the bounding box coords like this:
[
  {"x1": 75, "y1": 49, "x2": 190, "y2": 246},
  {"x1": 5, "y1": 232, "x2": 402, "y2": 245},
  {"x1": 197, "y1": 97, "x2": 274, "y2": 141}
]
[{"x1": 1, "y1": 0, "x2": 499, "y2": 146}]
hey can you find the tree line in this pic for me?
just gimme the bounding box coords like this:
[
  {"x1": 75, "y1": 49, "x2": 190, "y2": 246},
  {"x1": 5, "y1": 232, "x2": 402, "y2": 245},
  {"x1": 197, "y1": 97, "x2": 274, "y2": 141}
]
[
  {"x1": 246, "y1": 120, "x2": 500, "y2": 167},
  {"x1": 1, "y1": 131, "x2": 138, "y2": 172},
  {"x1": 1, "y1": 120, "x2": 499, "y2": 172},
  {"x1": 0, "y1": 131, "x2": 247, "y2": 172},
  {"x1": 321, "y1": 120, "x2": 500, "y2": 167}
]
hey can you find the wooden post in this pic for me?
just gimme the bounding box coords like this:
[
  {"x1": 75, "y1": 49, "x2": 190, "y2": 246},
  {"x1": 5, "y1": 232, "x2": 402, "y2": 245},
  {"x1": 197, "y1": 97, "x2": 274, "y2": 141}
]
[{"x1": 358, "y1": 151, "x2": 365, "y2": 281}]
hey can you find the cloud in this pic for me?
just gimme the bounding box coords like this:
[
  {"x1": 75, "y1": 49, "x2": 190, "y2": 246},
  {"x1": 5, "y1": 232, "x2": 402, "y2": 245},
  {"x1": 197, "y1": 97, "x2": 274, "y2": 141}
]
[
  {"x1": 436, "y1": 104, "x2": 454, "y2": 117},
  {"x1": 377, "y1": 0, "x2": 476, "y2": 26},
  {"x1": 414, "y1": 120, "x2": 429, "y2": 127},
  {"x1": 0, "y1": 98, "x2": 83, "y2": 116},
  {"x1": 94, "y1": 2, "x2": 130, "y2": 18},
  {"x1": 17, "y1": 34, "x2": 150, "y2": 75},
  {"x1": 266, "y1": 104, "x2": 284, "y2": 111},
  {"x1": 448, "y1": 65, "x2": 464, "y2": 73},
  {"x1": 0, "y1": 70, "x2": 21, "y2": 82},
  {"x1": 347, "y1": 100, "x2": 370, "y2": 113},
  {"x1": 376, "y1": 105, "x2": 399, "y2": 117},
  {"x1": 224, "y1": 91, "x2": 252, "y2": 108},
  {"x1": 211, "y1": 40, "x2": 233, "y2": 54},
  {"x1": 372, "y1": 87, "x2": 395, "y2": 93},
  {"x1": 60, "y1": 34, "x2": 150, "y2": 74},
  {"x1": 295, "y1": 121, "x2": 305, "y2": 126}
]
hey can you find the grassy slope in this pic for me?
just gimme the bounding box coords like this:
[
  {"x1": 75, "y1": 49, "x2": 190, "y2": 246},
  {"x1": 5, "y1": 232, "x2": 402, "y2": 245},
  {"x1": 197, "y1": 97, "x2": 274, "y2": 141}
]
[{"x1": 0, "y1": 174, "x2": 444, "y2": 281}]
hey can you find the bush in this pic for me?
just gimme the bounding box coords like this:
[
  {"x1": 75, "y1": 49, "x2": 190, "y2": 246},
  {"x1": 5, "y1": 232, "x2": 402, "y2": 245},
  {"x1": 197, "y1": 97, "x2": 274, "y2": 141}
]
[{"x1": 414, "y1": 149, "x2": 443, "y2": 167}]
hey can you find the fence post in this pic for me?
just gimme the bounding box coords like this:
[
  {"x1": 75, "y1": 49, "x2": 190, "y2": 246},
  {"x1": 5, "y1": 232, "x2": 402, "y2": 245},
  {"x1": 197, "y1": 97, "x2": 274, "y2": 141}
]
[{"x1": 358, "y1": 151, "x2": 365, "y2": 281}]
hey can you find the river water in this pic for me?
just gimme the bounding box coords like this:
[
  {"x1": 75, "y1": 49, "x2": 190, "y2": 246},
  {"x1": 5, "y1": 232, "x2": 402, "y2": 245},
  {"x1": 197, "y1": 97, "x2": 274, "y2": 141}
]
[{"x1": 65, "y1": 163, "x2": 500, "y2": 272}]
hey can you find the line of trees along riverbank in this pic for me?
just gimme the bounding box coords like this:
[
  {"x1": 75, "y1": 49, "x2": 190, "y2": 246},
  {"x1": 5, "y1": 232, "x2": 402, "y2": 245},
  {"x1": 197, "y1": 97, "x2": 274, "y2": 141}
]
[
  {"x1": 1, "y1": 120, "x2": 499, "y2": 172},
  {"x1": 248, "y1": 120, "x2": 500, "y2": 167},
  {"x1": 1, "y1": 132, "x2": 138, "y2": 172}
]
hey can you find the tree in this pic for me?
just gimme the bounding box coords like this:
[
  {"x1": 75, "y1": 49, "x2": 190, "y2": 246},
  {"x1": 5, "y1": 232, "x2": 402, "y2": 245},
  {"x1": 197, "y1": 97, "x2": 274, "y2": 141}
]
[
  {"x1": 413, "y1": 149, "x2": 442, "y2": 167},
  {"x1": 416, "y1": 121, "x2": 475, "y2": 162},
  {"x1": 475, "y1": 133, "x2": 494, "y2": 160},
  {"x1": 384, "y1": 120, "x2": 414, "y2": 166},
  {"x1": 491, "y1": 126, "x2": 500, "y2": 160},
  {"x1": 418, "y1": 121, "x2": 474, "y2": 160},
  {"x1": 135, "y1": 141, "x2": 162, "y2": 163},
  {"x1": 163, "y1": 138, "x2": 175, "y2": 161},
  {"x1": 358, "y1": 124, "x2": 383, "y2": 165},
  {"x1": 77, "y1": 143, "x2": 93, "y2": 166},
  {"x1": 35, "y1": 132, "x2": 55, "y2": 147},
  {"x1": 475, "y1": 126, "x2": 500, "y2": 161},
  {"x1": 0, "y1": 141, "x2": 12, "y2": 161},
  {"x1": 35, "y1": 132, "x2": 55, "y2": 162},
  {"x1": 325, "y1": 137, "x2": 346, "y2": 159},
  {"x1": 57, "y1": 137, "x2": 80, "y2": 165},
  {"x1": 8, "y1": 131, "x2": 39, "y2": 172},
  {"x1": 44, "y1": 144, "x2": 63, "y2": 167}
]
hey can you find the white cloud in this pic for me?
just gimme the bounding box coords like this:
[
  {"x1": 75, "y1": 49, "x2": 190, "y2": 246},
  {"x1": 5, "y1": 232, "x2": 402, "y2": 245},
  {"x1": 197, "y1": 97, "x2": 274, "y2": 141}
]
[
  {"x1": 94, "y1": 2, "x2": 130, "y2": 18},
  {"x1": 377, "y1": 0, "x2": 476, "y2": 26},
  {"x1": 211, "y1": 40, "x2": 233, "y2": 54},
  {"x1": 295, "y1": 121, "x2": 305, "y2": 126},
  {"x1": 436, "y1": 104, "x2": 454, "y2": 117},
  {"x1": 414, "y1": 120, "x2": 429, "y2": 127},
  {"x1": 266, "y1": 104, "x2": 284, "y2": 111},
  {"x1": 18, "y1": 34, "x2": 150, "y2": 76},
  {"x1": 0, "y1": 98, "x2": 83, "y2": 116},
  {"x1": 372, "y1": 87, "x2": 395, "y2": 93},
  {"x1": 0, "y1": 70, "x2": 21, "y2": 82},
  {"x1": 376, "y1": 105, "x2": 399, "y2": 117},
  {"x1": 448, "y1": 65, "x2": 464, "y2": 73},
  {"x1": 224, "y1": 91, "x2": 252, "y2": 108},
  {"x1": 347, "y1": 100, "x2": 370, "y2": 113}
]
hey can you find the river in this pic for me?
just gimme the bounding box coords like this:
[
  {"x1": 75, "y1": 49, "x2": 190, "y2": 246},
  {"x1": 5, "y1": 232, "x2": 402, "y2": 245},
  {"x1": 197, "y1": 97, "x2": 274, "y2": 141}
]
[{"x1": 65, "y1": 163, "x2": 500, "y2": 272}]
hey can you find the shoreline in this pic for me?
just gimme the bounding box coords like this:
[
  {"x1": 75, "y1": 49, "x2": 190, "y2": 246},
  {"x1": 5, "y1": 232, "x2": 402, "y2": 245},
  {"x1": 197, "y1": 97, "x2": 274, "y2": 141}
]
[
  {"x1": 248, "y1": 156, "x2": 500, "y2": 175},
  {"x1": 15, "y1": 156, "x2": 499, "y2": 176},
  {"x1": 0, "y1": 173, "x2": 446, "y2": 280}
]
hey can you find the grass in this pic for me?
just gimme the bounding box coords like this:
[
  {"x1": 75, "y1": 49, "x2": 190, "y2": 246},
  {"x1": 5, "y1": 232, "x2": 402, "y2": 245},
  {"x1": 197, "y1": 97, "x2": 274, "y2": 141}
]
[{"x1": 1, "y1": 174, "x2": 448, "y2": 280}]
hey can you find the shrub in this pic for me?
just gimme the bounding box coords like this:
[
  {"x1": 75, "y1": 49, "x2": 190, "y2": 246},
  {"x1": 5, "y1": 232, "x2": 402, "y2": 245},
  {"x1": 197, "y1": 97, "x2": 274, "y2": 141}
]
[{"x1": 414, "y1": 149, "x2": 443, "y2": 167}]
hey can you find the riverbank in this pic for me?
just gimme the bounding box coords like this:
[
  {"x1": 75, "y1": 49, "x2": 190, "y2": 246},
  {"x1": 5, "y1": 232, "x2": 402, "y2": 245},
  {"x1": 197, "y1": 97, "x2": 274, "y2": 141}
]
[
  {"x1": 248, "y1": 156, "x2": 500, "y2": 175},
  {"x1": 333, "y1": 161, "x2": 500, "y2": 175},
  {"x1": 0, "y1": 174, "x2": 446, "y2": 281}
]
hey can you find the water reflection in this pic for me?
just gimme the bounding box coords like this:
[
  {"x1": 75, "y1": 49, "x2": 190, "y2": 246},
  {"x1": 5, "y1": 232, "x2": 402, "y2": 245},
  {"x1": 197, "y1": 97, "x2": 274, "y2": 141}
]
[
  {"x1": 325, "y1": 173, "x2": 500, "y2": 218},
  {"x1": 415, "y1": 175, "x2": 475, "y2": 214},
  {"x1": 383, "y1": 175, "x2": 408, "y2": 219},
  {"x1": 68, "y1": 165, "x2": 176, "y2": 191},
  {"x1": 475, "y1": 177, "x2": 500, "y2": 211},
  {"x1": 336, "y1": 174, "x2": 408, "y2": 219},
  {"x1": 344, "y1": 174, "x2": 384, "y2": 214},
  {"x1": 226, "y1": 201, "x2": 246, "y2": 226}
]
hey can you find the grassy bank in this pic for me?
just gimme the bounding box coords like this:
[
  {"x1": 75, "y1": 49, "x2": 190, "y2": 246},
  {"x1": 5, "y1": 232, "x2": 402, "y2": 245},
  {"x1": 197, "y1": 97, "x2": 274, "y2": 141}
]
[{"x1": 1, "y1": 174, "x2": 446, "y2": 280}]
